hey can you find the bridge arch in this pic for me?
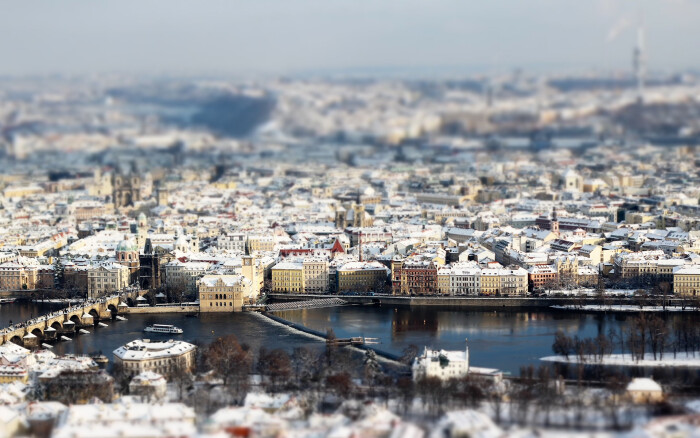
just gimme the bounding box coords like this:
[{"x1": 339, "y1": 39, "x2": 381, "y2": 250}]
[
  {"x1": 126, "y1": 298, "x2": 135, "y2": 307},
  {"x1": 31, "y1": 328, "x2": 43, "y2": 337},
  {"x1": 69, "y1": 315, "x2": 81, "y2": 325},
  {"x1": 9, "y1": 336, "x2": 22, "y2": 346},
  {"x1": 89, "y1": 309, "x2": 100, "y2": 321},
  {"x1": 51, "y1": 321, "x2": 62, "y2": 330},
  {"x1": 108, "y1": 304, "x2": 118, "y2": 316}
]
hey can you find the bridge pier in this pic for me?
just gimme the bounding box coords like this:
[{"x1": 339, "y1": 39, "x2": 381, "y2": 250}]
[{"x1": 22, "y1": 333, "x2": 39, "y2": 348}]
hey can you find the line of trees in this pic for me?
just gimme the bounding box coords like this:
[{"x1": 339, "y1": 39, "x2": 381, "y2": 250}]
[{"x1": 552, "y1": 314, "x2": 700, "y2": 364}]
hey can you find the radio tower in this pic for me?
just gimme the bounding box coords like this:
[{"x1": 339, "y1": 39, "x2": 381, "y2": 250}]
[{"x1": 633, "y1": 24, "x2": 646, "y2": 105}]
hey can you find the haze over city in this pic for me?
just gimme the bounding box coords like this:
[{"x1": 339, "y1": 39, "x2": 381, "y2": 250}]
[{"x1": 4, "y1": 1, "x2": 700, "y2": 438}]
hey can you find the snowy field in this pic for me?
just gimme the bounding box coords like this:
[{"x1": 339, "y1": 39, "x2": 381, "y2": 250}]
[{"x1": 541, "y1": 352, "x2": 700, "y2": 368}]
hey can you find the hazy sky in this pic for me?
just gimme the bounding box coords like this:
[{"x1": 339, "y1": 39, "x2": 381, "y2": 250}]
[{"x1": 1, "y1": 0, "x2": 699, "y2": 76}]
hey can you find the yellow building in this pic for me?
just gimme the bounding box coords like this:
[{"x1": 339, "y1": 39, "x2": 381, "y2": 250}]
[
  {"x1": 271, "y1": 261, "x2": 304, "y2": 293},
  {"x1": 673, "y1": 266, "x2": 700, "y2": 296},
  {"x1": 437, "y1": 267, "x2": 451, "y2": 295},
  {"x1": 479, "y1": 266, "x2": 528, "y2": 296},
  {"x1": 247, "y1": 235, "x2": 275, "y2": 254},
  {"x1": 198, "y1": 274, "x2": 251, "y2": 312},
  {"x1": 0, "y1": 365, "x2": 28, "y2": 383},
  {"x1": 337, "y1": 261, "x2": 389, "y2": 293},
  {"x1": 480, "y1": 269, "x2": 501, "y2": 295},
  {"x1": 0, "y1": 263, "x2": 37, "y2": 291}
]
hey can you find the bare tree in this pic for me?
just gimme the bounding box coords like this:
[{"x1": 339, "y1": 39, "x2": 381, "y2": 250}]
[
  {"x1": 203, "y1": 334, "x2": 252, "y2": 401},
  {"x1": 258, "y1": 348, "x2": 293, "y2": 392}
]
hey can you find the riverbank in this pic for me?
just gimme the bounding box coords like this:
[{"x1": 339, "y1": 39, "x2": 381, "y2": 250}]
[
  {"x1": 551, "y1": 304, "x2": 694, "y2": 313},
  {"x1": 122, "y1": 305, "x2": 199, "y2": 314},
  {"x1": 268, "y1": 293, "x2": 699, "y2": 310},
  {"x1": 541, "y1": 352, "x2": 700, "y2": 368}
]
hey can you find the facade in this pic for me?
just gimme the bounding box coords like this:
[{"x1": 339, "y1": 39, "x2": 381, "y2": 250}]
[
  {"x1": 164, "y1": 261, "x2": 210, "y2": 296},
  {"x1": 302, "y1": 257, "x2": 329, "y2": 293},
  {"x1": 528, "y1": 264, "x2": 558, "y2": 290},
  {"x1": 447, "y1": 263, "x2": 481, "y2": 296},
  {"x1": 392, "y1": 259, "x2": 438, "y2": 295},
  {"x1": 673, "y1": 265, "x2": 700, "y2": 296},
  {"x1": 0, "y1": 365, "x2": 28, "y2": 383},
  {"x1": 128, "y1": 371, "x2": 167, "y2": 402},
  {"x1": 112, "y1": 173, "x2": 141, "y2": 209},
  {"x1": 217, "y1": 233, "x2": 247, "y2": 252},
  {"x1": 87, "y1": 263, "x2": 130, "y2": 299},
  {"x1": 198, "y1": 274, "x2": 251, "y2": 312},
  {"x1": 337, "y1": 261, "x2": 389, "y2": 293},
  {"x1": 247, "y1": 235, "x2": 275, "y2": 254},
  {"x1": 271, "y1": 261, "x2": 304, "y2": 293},
  {"x1": 113, "y1": 339, "x2": 196, "y2": 377},
  {"x1": 412, "y1": 344, "x2": 470, "y2": 381},
  {"x1": 0, "y1": 263, "x2": 37, "y2": 291}
]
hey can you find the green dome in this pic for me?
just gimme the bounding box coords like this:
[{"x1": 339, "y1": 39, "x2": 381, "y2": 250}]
[{"x1": 116, "y1": 236, "x2": 138, "y2": 252}]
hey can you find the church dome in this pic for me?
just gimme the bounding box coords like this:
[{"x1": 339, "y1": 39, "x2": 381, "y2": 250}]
[{"x1": 116, "y1": 236, "x2": 138, "y2": 252}]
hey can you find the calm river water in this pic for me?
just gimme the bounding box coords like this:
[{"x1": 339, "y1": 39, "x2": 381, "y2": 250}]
[{"x1": 1, "y1": 301, "x2": 696, "y2": 375}]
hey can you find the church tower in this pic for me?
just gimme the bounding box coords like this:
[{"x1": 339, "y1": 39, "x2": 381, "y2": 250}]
[
  {"x1": 116, "y1": 235, "x2": 140, "y2": 284},
  {"x1": 157, "y1": 186, "x2": 169, "y2": 206},
  {"x1": 242, "y1": 255, "x2": 259, "y2": 297},
  {"x1": 551, "y1": 209, "x2": 560, "y2": 236},
  {"x1": 137, "y1": 212, "x2": 148, "y2": 247}
]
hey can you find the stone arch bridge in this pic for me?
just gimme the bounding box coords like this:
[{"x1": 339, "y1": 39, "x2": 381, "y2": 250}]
[{"x1": 0, "y1": 290, "x2": 145, "y2": 348}]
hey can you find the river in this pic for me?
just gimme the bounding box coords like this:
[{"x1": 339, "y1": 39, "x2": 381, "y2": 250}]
[{"x1": 1, "y1": 301, "x2": 698, "y2": 375}]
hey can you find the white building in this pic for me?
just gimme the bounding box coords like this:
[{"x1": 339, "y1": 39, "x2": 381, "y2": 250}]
[
  {"x1": 128, "y1": 371, "x2": 167, "y2": 402},
  {"x1": 412, "y1": 343, "x2": 469, "y2": 381},
  {"x1": 113, "y1": 339, "x2": 196, "y2": 377},
  {"x1": 217, "y1": 232, "x2": 247, "y2": 253}
]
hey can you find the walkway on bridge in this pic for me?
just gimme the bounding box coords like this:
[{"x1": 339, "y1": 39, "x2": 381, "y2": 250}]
[
  {"x1": 266, "y1": 297, "x2": 347, "y2": 312},
  {"x1": 0, "y1": 286, "x2": 144, "y2": 346}
]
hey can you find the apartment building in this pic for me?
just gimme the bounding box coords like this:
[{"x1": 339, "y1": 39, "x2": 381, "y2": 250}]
[
  {"x1": 217, "y1": 233, "x2": 247, "y2": 252},
  {"x1": 337, "y1": 261, "x2": 389, "y2": 293},
  {"x1": 302, "y1": 257, "x2": 329, "y2": 293},
  {"x1": 87, "y1": 262, "x2": 130, "y2": 299},
  {"x1": 391, "y1": 259, "x2": 438, "y2": 295},
  {"x1": 163, "y1": 261, "x2": 210, "y2": 296},
  {"x1": 673, "y1": 265, "x2": 700, "y2": 296},
  {"x1": 271, "y1": 261, "x2": 304, "y2": 293}
]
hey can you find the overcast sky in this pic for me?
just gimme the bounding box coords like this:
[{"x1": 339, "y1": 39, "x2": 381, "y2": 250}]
[{"x1": 1, "y1": 0, "x2": 699, "y2": 77}]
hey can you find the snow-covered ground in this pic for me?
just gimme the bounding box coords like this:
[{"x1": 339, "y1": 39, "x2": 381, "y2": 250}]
[
  {"x1": 542, "y1": 289, "x2": 638, "y2": 297},
  {"x1": 541, "y1": 351, "x2": 700, "y2": 368},
  {"x1": 550, "y1": 304, "x2": 695, "y2": 312}
]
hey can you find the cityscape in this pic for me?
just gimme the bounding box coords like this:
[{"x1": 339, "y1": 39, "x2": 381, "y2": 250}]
[{"x1": 4, "y1": 1, "x2": 700, "y2": 437}]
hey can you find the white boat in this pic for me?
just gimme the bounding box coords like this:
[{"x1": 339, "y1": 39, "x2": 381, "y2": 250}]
[
  {"x1": 98, "y1": 322, "x2": 108, "y2": 327},
  {"x1": 143, "y1": 324, "x2": 183, "y2": 334},
  {"x1": 60, "y1": 336, "x2": 72, "y2": 342},
  {"x1": 116, "y1": 316, "x2": 127, "y2": 321},
  {"x1": 79, "y1": 329, "x2": 90, "y2": 335}
]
